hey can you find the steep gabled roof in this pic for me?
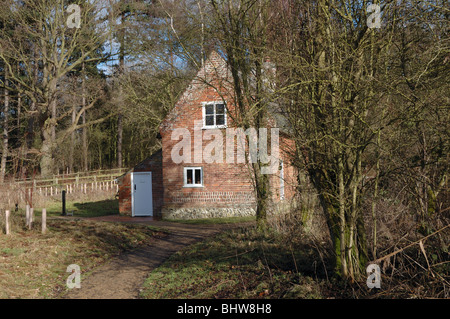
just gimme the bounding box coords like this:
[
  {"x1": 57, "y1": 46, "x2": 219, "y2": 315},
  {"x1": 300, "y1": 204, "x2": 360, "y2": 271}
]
[
  {"x1": 159, "y1": 50, "x2": 292, "y2": 135},
  {"x1": 159, "y1": 50, "x2": 230, "y2": 133}
]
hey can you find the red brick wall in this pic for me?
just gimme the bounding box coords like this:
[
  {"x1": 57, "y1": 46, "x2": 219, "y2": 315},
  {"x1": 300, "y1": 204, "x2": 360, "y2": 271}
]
[
  {"x1": 161, "y1": 102, "x2": 257, "y2": 209},
  {"x1": 118, "y1": 173, "x2": 132, "y2": 215},
  {"x1": 160, "y1": 51, "x2": 252, "y2": 211},
  {"x1": 118, "y1": 150, "x2": 163, "y2": 216},
  {"x1": 159, "y1": 51, "x2": 298, "y2": 213},
  {"x1": 269, "y1": 134, "x2": 298, "y2": 202}
]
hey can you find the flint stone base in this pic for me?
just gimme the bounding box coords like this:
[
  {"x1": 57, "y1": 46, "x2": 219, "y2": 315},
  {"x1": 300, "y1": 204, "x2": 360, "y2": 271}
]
[{"x1": 162, "y1": 206, "x2": 256, "y2": 220}]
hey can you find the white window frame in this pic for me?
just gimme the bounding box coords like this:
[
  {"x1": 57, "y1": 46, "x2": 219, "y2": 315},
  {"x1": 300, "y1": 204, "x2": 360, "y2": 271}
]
[
  {"x1": 183, "y1": 167, "x2": 204, "y2": 187},
  {"x1": 202, "y1": 101, "x2": 227, "y2": 129}
]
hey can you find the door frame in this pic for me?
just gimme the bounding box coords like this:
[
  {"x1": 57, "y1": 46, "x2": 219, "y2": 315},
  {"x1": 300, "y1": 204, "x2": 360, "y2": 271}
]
[{"x1": 131, "y1": 172, "x2": 153, "y2": 217}]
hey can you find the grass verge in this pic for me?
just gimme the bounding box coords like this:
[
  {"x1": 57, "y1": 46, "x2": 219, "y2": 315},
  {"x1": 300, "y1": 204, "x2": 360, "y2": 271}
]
[
  {"x1": 0, "y1": 216, "x2": 165, "y2": 298},
  {"x1": 31, "y1": 198, "x2": 119, "y2": 218},
  {"x1": 140, "y1": 225, "x2": 329, "y2": 299}
]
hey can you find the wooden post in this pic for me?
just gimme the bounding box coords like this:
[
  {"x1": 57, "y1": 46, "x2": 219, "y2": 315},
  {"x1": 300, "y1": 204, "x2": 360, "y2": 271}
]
[
  {"x1": 29, "y1": 207, "x2": 34, "y2": 230},
  {"x1": 42, "y1": 208, "x2": 47, "y2": 234},
  {"x1": 62, "y1": 190, "x2": 67, "y2": 216},
  {"x1": 26, "y1": 204, "x2": 30, "y2": 228},
  {"x1": 5, "y1": 210, "x2": 10, "y2": 235}
]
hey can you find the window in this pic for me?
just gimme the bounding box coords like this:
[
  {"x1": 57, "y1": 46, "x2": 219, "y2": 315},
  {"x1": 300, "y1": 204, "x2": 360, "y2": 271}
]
[
  {"x1": 203, "y1": 102, "x2": 226, "y2": 128},
  {"x1": 184, "y1": 167, "x2": 203, "y2": 187}
]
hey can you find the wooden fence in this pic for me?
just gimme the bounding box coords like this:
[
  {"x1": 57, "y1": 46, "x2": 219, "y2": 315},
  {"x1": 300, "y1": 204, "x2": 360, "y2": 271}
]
[{"x1": 0, "y1": 168, "x2": 128, "y2": 206}]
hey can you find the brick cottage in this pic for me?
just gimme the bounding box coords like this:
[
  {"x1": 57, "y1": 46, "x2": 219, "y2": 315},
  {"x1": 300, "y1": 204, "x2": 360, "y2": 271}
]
[{"x1": 118, "y1": 51, "x2": 297, "y2": 219}]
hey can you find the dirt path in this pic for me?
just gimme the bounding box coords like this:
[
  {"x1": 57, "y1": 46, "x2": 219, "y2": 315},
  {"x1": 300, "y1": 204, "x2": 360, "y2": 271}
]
[{"x1": 63, "y1": 217, "x2": 249, "y2": 299}]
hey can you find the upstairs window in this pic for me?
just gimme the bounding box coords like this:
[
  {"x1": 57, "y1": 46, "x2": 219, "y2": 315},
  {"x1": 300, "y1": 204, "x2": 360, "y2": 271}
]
[{"x1": 202, "y1": 102, "x2": 226, "y2": 128}]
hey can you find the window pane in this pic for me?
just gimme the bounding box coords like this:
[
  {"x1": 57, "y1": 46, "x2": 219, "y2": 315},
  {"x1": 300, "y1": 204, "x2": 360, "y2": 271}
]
[
  {"x1": 195, "y1": 169, "x2": 202, "y2": 184},
  {"x1": 216, "y1": 103, "x2": 225, "y2": 114},
  {"x1": 216, "y1": 114, "x2": 225, "y2": 125},
  {"x1": 205, "y1": 104, "x2": 214, "y2": 115},
  {"x1": 205, "y1": 115, "x2": 215, "y2": 126},
  {"x1": 186, "y1": 169, "x2": 193, "y2": 184}
]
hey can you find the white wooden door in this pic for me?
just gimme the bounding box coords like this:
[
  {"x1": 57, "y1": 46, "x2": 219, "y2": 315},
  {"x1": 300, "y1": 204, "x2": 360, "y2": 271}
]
[{"x1": 131, "y1": 172, "x2": 153, "y2": 217}]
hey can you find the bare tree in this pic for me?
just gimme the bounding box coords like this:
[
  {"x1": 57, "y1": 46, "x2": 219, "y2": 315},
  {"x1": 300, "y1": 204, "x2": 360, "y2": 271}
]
[
  {"x1": 0, "y1": 70, "x2": 9, "y2": 183},
  {"x1": 269, "y1": 0, "x2": 449, "y2": 280},
  {"x1": 0, "y1": 0, "x2": 117, "y2": 177},
  {"x1": 209, "y1": 0, "x2": 278, "y2": 226}
]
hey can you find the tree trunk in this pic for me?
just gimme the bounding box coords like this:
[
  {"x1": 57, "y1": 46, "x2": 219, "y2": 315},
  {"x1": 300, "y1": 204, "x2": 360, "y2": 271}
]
[
  {"x1": 337, "y1": 156, "x2": 348, "y2": 278},
  {"x1": 40, "y1": 75, "x2": 58, "y2": 177},
  {"x1": 70, "y1": 107, "x2": 76, "y2": 173},
  {"x1": 27, "y1": 48, "x2": 39, "y2": 151},
  {"x1": 82, "y1": 62, "x2": 88, "y2": 171},
  {"x1": 116, "y1": 9, "x2": 126, "y2": 170},
  {"x1": 40, "y1": 121, "x2": 55, "y2": 178},
  {"x1": 82, "y1": 109, "x2": 88, "y2": 171},
  {"x1": 1, "y1": 75, "x2": 9, "y2": 183},
  {"x1": 50, "y1": 85, "x2": 57, "y2": 143},
  {"x1": 117, "y1": 113, "x2": 123, "y2": 168},
  {"x1": 253, "y1": 162, "x2": 269, "y2": 226}
]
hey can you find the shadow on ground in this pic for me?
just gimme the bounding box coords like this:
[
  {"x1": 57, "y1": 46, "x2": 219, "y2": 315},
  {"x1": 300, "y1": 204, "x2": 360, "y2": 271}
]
[{"x1": 72, "y1": 199, "x2": 119, "y2": 217}]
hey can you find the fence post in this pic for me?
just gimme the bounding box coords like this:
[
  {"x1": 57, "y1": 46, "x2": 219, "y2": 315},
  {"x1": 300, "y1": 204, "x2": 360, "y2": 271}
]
[
  {"x1": 62, "y1": 190, "x2": 67, "y2": 216},
  {"x1": 29, "y1": 207, "x2": 34, "y2": 230},
  {"x1": 42, "y1": 208, "x2": 47, "y2": 234},
  {"x1": 5, "y1": 210, "x2": 10, "y2": 235},
  {"x1": 26, "y1": 204, "x2": 30, "y2": 228}
]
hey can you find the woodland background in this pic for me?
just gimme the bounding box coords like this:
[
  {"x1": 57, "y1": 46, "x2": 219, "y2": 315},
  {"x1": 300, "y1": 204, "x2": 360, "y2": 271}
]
[{"x1": 0, "y1": 0, "x2": 448, "y2": 288}]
